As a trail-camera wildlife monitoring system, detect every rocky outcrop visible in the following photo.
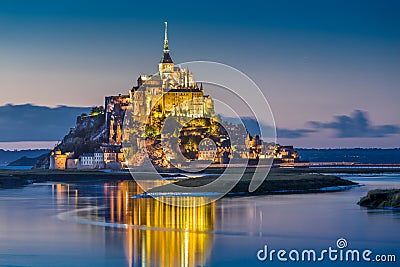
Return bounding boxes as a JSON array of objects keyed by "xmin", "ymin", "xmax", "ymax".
[
  {"xmin": 33, "ymin": 108, "xmax": 106, "ymax": 168},
  {"xmin": 358, "ymin": 189, "xmax": 400, "ymax": 209},
  {"xmin": 58, "ymin": 109, "xmax": 106, "ymax": 157}
]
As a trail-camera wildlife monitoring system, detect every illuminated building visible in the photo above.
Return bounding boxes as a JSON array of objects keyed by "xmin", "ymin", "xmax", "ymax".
[
  {"xmin": 77, "ymin": 146, "xmax": 124, "ymax": 169},
  {"xmin": 198, "ymin": 148, "xmax": 217, "ymax": 161},
  {"xmin": 79, "ymin": 153, "xmax": 94, "ymax": 166},
  {"xmin": 105, "ymin": 94, "xmax": 130, "ymax": 145},
  {"xmin": 49, "ymin": 148, "xmax": 71, "ymax": 170},
  {"xmin": 130, "ymin": 23, "xmax": 214, "ymax": 122},
  {"xmin": 105, "ymin": 22, "xmax": 215, "ymax": 146},
  {"xmin": 245, "ymin": 133, "xmax": 263, "ymax": 159},
  {"xmin": 273, "ymin": 145, "xmax": 300, "ymax": 164}
]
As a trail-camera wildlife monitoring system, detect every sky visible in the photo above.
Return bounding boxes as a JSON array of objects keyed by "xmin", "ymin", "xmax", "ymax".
[{"xmin": 0, "ymin": 0, "xmax": 399, "ymax": 149}]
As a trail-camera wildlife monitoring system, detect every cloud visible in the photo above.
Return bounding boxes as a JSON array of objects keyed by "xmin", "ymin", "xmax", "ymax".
[
  {"xmin": 277, "ymin": 128, "xmax": 316, "ymax": 138},
  {"xmin": 221, "ymin": 116, "xmax": 276, "ymax": 137},
  {"xmin": 222, "ymin": 116, "xmax": 316, "ymax": 139},
  {"xmin": 308, "ymin": 110, "xmax": 400, "ymax": 138},
  {"xmin": 0, "ymin": 104, "xmax": 90, "ymax": 142}
]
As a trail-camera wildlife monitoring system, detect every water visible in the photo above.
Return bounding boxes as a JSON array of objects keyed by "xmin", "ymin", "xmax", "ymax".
[
  {"xmin": 0, "ymin": 173, "xmax": 399, "ymax": 267},
  {"xmin": 0, "ymin": 165, "xmax": 33, "ymax": 170}
]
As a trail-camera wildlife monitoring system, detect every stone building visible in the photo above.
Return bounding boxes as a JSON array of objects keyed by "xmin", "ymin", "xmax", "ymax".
[
  {"xmin": 66, "ymin": 159, "xmax": 79, "ymax": 169},
  {"xmin": 77, "ymin": 146, "xmax": 124, "ymax": 169},
  {"xmin": 245, "ymin": 133, "xmax": 263, "ymax": 159},
  {"xmin": 49, "ymin": 148, "xmax": 71, "ymax": 170},
  {"xmin": 105, "ymin": 22, "xmax": 215, "ymax": 145},
  {"xmin": 94, "ymin": 148, "xmax": 105, "ymax": 168},
  {"xmin": 79, "ymin": 153, "xmax": 94, "ymax": 167},
  {"xmin": 273, "ymin": 145, "xmax": 300, "ymax": 164}
]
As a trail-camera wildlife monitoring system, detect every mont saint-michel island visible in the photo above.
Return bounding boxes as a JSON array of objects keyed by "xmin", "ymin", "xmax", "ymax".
[
  {"xmin": 47, "ymin": 22, "xmax": 299, "ymax": 171},
  {"xmin": 1, "ymin": 2, "xmax": 400, "ymax": 266},
  {"xmin": 0, "ymin": 23, "xmax": 359, "ymax": 195}
]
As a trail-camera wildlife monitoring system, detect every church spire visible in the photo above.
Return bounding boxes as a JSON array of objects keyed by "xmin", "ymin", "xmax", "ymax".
[
  {"xmin": 160, "ymin": 21, "xmax": 173, "ymax": 64},
  {"xmin": 164, "ymin": 21, "xmax": 169, "ymax": 52}
]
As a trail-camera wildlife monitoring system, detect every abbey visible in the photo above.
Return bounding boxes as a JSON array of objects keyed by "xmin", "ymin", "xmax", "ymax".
[
  {"xmin": 48, "ymin": 23, "xmax": 300, "ymax": 170},
  {"xmin": 106, "ymin": 22, "xmax": 215, "ymax": 145}
]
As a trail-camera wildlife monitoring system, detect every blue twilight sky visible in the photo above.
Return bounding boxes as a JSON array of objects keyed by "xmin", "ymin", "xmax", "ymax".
[{"xmin": 0, "ymin": 0, "xmax": 399, "ymax": 149}]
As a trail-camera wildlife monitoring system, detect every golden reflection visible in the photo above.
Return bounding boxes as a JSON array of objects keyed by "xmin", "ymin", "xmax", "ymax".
[
  {"xmin": 53, "ymin": 181, "xmax": 215, "ymax": 267},
  {"xmin": 104, "ymin": 181, "xmax": 215, "ymax": 267},
  {"xmin": 56, "ymin": 184, "xmax": 66, "ymax": 205}
]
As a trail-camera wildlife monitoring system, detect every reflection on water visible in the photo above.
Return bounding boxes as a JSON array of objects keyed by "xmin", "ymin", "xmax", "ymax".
[
  {"xmin": 54, "ymin": 181, "xmax": 215, "ymax": 267},
  {"xmin": 1, "ymin": 174, "xmax": 399, "ymax": 267}
]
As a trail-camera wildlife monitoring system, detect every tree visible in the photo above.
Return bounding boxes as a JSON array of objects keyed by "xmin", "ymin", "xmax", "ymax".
[
  {"xmin": 90, "ymin": 106, "xmax": 105, "ymax": 116},
  {"xmin": 145, "ymin": 125, "xmax": 156, "ymax": 137}
]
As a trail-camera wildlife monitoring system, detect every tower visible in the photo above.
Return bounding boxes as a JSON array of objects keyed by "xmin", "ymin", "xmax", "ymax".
[{"xmin": 159, "ymin": 22, "xmax": 174, "ymax": 75}]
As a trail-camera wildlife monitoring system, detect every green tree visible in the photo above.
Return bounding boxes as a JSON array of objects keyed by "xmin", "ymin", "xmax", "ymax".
[{"xmin": 90, "ymin": 106, "xmax": 105, "ymax": 116}]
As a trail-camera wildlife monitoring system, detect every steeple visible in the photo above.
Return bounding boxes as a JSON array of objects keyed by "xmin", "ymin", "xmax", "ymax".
[
  {"xmin": 164, "ymin": 21, "xmax": 169, "ymax": 52},
  {"xmin": 161, "ymin": 21, "xmax": 173, "ymax": 64}
]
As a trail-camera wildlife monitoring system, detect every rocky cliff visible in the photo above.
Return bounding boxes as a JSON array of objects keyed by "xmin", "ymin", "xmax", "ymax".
[{"xmin": 58, "ymin": 108, "xmax": 107, "ymax": 157}]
